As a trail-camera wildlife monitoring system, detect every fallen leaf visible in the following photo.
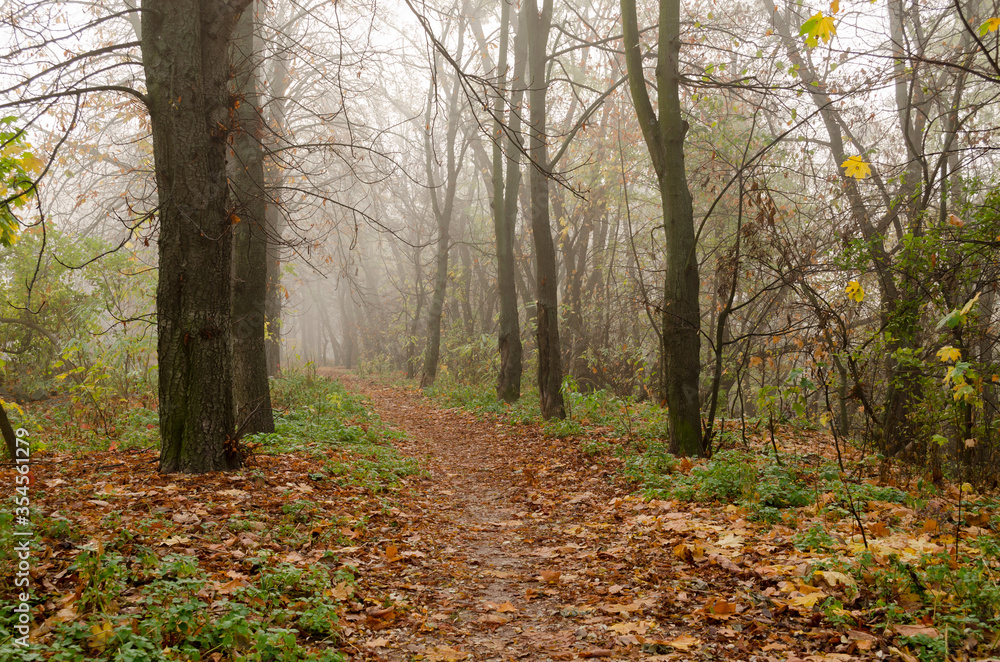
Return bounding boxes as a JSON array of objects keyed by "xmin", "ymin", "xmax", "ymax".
[
  {"xmin": 893, "ymin": 624, "xmax": 940, "ymax": 638},
  {"xmin": 790, "ymin": 591, "xmax": 826, "ymax": 609},
  {"xmin": 667, "ymin": 634, "xmax": 701, "ymax": 650},
  {"xmin": 425, "ymin": 645, "xmax": 471, "ymax": 661},
  {"xmin": 812, "ymin": 570, "xmax": 857, "ymax": 591},
  {"xmin": 87, "ymin": 620, "xmax": 113, "ymax": 652},
  {"xmin": 538, "ymin": 569, "xmax": 561, "ymax": 584},
  {"xmin": 160, "ymin": 535, "xmax": 191, "ymax": 546}
]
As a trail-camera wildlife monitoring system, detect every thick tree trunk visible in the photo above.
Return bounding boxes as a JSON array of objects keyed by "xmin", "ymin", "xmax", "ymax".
[
  {"xmin": 230, "ymin": 2, "xmax": 274, "ymax": 436},
  {"xmin": 143, "ymin": 0, "xmax": 249, "ymax": 473},
  {"xmin": 621, "ymin": 0, "xmax": 701, "ymax": 454},
  {"xmin": 527, "ymin": 0, "xmax": 565, "ymax": 420}
]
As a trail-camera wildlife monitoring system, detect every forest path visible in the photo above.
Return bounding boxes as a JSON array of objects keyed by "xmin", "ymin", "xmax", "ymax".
[
  {"xmin": 328, "ymin": 372, "xmax": 857, "ymax": 662},
  {"xmin": 333, "ymin": 370, "xmax": 640, "ymax": 661}
]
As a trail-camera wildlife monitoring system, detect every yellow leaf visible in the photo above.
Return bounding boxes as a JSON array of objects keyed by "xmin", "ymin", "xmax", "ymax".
[
  {"xmin": 790, "ymin": 591, "xmax": 826, "ymax": 609},
  {"xmin": 845, "ymin": 280, "xmax": 865, "ymax": 302},
  {"xmin": 21, "ymin": 153, "xmax": 44, "ymax": 174},
  {"xmin": 842, "ymin": 155, "xmax": 872, "ymax": 179},
  {"xmin": 830, "ymin": 0, "xmax": 840, "ymax": 13},
  {"xmin": 981, "ymin": 17, "xmax": 1000, "ymax": 34},
  {"xmin": 0, "ymin": 397, "xmax": 25, "ymax": 417},
  {"xmin": 667, "ymin": 634, "xmax": 702, "ymax": 650},
  {"xmin": 801, "ymin": 11, "xmax": 837, "ymax": 45},
  {"xmin": 960, "ymin": 292, "xmax": 981, "ymax": 315},
  {"xmin": 88, "ymin": 621, "xmax": 113, "ymax": 652},
  {"xmin": 936, "ymin": 346, "xmax": 961, "ymax": 363}
]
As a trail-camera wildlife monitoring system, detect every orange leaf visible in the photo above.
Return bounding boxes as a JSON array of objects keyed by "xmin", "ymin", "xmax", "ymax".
[{"xmin": 538, "ymin": 570, "xmax": 561, "ymax": 584}]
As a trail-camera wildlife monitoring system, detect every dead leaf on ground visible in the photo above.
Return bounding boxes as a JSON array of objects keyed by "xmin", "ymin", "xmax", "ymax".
[
  {"xmin": 424, "ymin": 645, "xmax": 471, "ymax": 661},
  {"xmin": 538, "ymin": 569, "xmax": 561, "ymax": 583},
  {"xmin": 894, "ymin": 624, "xmax": 940, "ymax": 638},
  {"xmin": 667, "ymin": 634, "xmax": 701, "ymax": 650},
  {"xmin": 364, "ymin": 636, "xmax": 390, "ymax": 648}
]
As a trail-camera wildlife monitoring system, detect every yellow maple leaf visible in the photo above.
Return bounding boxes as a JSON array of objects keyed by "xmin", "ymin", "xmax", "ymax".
[
  {"xmin": 937, "ymin": 346, "xmax": 961, "ymax": 363},
  {"xmin": 979, "ymin": 17, "xmax": 1000, "ymax": 36},
  {"xmin": 845, "ymin": 280, "xmax": 865, "ymax": 302},
  {"xmin": 842, "ymin": 155, "xmax": 872, "ymax": 179},
  {"xmin": 800, "ymin": 11, "xmax": 837, "ymax": 46}
]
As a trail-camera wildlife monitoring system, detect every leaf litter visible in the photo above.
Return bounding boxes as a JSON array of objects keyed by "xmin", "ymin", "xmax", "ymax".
[{"xmin": 3, "ymin": 371, "xmax": 998, "ymax": 661}]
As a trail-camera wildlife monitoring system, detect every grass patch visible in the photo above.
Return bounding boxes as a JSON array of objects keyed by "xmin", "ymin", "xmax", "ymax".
[
  {"xmin": 0, "ymin": 544, "xmax": 352, "ymax": 661},
  {"xmin": 0, "ymin": 370, "xmax": 415, "ymax": 660},
  {"xmin": 247, "ymin": 373, "xmax": 421, "ymax": 492},
  {"xmin": 628, "ymin": 441, "xmax": 1000, "ymax": 658}
]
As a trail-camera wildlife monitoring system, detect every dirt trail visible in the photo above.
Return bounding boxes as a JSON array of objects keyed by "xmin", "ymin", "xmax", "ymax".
[
  {"xmin": 332, "ymin": 372, "xmax": 865, "ymax": 662},
  {"xmin": 335, "ymin": 372, "xmax": 645, "ymax": 661}
]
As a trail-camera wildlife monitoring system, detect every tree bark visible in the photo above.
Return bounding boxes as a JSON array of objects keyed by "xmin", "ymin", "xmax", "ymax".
[
  {"xmin": 492, "ymin": 0, "xmax": 526, "ymax": 403},
  {"xmin": 527, "ymin": 0, "xmax": 565, "ymax": 419},
  {"xmin": 264, "ymin": 46, "xmax": 292, "ymax": 377},
  {"xmin": 0, "ymin": 400, "xmax": 17, "ymax": 460},
  {"xmin": 230, "ymin": 1, "xmax": 275, "ymax": 436},
  {"xmin": 143, "ymin": 0, "xmax": 249, "ymax": 473},
  {"xmin": 621, "ymin": 0, "xmax": 702, "ymax": 454},
  {"xmin": 421, "ymin": 25, "xmax": 466, "ymax": 388}
]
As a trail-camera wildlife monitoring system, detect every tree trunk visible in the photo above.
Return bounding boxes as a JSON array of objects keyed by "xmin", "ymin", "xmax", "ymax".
[
  {"xmin": 230, "ymin": 1, "xmax": 274, "ymax": 436},
  {"xmin": 264, "ymin": 203, "xmax": 283, "ymax": 376},
  {"xmin": 527, "ymin": 0, "xmax": 565, "ymax": 419},
  {"xmin": 420, "ymin": 26, "xmax": 466, "ymax": 388},
  {"xmin": 143, "ymin": 0, "xmax": 249, "ymax": 473},
  {"xmin": 0, "ymin": 400, "xmax": 17, "ymax": 460},
  {"xmin": 493, "ymin": 0, "xmax": 526, "ymax": 403},
  {"xmin": 621, "ymin": 0, "xmax": 702, "ymax": 454},
  {"xmin": 264, "ymin": 47, "xmax": 291, "ymax": 377}
]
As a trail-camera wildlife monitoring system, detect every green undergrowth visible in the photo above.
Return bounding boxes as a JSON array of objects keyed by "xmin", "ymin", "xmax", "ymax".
[
  {"xmin": 0, "ymin": 372, "xmax": 418, "ymax": 659},
  {"xmin": 251, "ymin": 373, "xmax": 422, "ymax": 492},
  {"xmin": 628, "ymin": 447, "xmax": 912, "ymax": 523},
  {"xmin": 629, "ymin": 446, "xmax": 1000, "ymax": 659},
  {"xmin": 422, "ymin": 374, "xmax": 670, "ymax": 443},
  {"xmin": 0, "ymin": 540, "xmax": 352, "ymax": 661}
]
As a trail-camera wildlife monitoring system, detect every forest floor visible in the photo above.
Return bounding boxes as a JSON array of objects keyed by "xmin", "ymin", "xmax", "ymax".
[
  {"xmin": 329, "ymin": 371, "xmax": 918, "ymax": 662},
  {"xmin": 4, "ymin": 370, "xmax": 996, "ymax": 662}
]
